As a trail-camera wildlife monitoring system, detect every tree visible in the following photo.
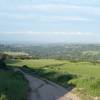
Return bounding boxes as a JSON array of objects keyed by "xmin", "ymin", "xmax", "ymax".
[{"xmin": 0, "ymin": 54, "xmax": 7, "ymax": 69}]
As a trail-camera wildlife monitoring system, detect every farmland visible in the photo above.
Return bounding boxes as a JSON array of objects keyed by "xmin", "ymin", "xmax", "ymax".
[{"xmin": 1, "ymin": 44, "xmax": 100, "ymax": 61}]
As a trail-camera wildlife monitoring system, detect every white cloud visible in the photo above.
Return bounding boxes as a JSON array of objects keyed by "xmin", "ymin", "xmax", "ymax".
[
  {"xmin": 0, "ymin": 4, "xmax": 99, "ymax": 22},
  {"xmin": 0, "ymin": 12, "xmax": 90, "ymax": 22},
  {"xmin": 0, "ymin": 12, "xmax": 34, "ymax": 20},
  {"xmin": 18, "ymin": 4, "xmax": 79, "ymax": 11},
  {"xmin": 18, "ymin": 4, "xmax": 100, "ymax": 15},
  {"xmin": 0, "ymin": 31, "xmax": 94, "ymax": 36},
  {"xmin": 45, "ymin": 16, "xmax": 91, "ymax": 22}
]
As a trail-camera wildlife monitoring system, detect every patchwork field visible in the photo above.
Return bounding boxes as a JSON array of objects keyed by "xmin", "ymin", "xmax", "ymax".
[{"xmin": 7, "ymin": 59, "xmax": 100, "ymax": 99}]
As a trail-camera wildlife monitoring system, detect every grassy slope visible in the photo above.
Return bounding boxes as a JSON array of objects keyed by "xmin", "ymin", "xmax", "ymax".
[
  {"xmin": 0, "ymin": 70, "xmax": 28, "ymax": 100},
  {"xmin": 7, "ymin": 59, "xmax": 100, "ymax": 97}
]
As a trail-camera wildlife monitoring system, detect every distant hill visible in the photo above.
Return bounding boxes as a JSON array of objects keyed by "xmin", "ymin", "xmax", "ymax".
[{"xmin": 0, "ymin": 43, "xmax": 100, "ymax": 61}]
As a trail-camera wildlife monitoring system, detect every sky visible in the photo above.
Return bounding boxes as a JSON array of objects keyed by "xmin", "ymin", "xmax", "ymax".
[{"xmin": 0, "ymin": 0, "xmax": 100, "ymax": 43}]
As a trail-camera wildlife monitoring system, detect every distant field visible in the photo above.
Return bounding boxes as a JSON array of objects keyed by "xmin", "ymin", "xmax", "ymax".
[
  {"xmin": 7, "ymin": 59, "xmax": 66, "ymax": 67},
  {"xmin": 0, "ymin": 70, "xmax": 28, "ymax": 100},
  {"xmin": 4, "ymin": 51, "xmax": 29, "ymax": 56},
  {"xmin": 82, "ymin": 51, "xmax": 100, "ymax": 55},
  {"xmin": 7, "ymin": 59, "xmax": 100, "ymax": 98}
]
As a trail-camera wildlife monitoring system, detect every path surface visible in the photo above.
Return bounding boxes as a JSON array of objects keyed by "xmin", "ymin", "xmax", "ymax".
[{"xmin": 14, "ymin": 68, "xmax": 80, "ymax": 100}]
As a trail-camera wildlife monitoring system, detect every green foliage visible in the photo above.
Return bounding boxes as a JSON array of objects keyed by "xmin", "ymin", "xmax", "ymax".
[
  {"xmin": 0, "ymin": 70, "xmax": 28, "ymax": 100},
  {"xmin": 1, "ymin": 44, "xmax": 100, "ymax": 61},
  {"xmin": 0, "ymin": 94, "xmax": 8, "ymax": 100},
  {"xmin": 8, "ymin": 59, "xmax": 100, "ymax": 97},
  {"xmin": 0, "ymin": 54, "xmax": 8, "ymax": 70}
]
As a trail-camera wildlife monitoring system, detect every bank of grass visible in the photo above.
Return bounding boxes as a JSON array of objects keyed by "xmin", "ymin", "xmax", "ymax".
[
  {"xmin": 7, "ymin": 59, "xmax": 66, "ymax": 68},
  {"xmin": 0, "ymin": 69, "xmax": 28, "ymax": 100},
  {"xmin": 8, "ymin": 59, "xmax": 100, "ymax": 98}
]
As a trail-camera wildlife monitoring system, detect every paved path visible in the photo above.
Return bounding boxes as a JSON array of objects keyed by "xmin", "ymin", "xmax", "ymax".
[{"xmin": 14, "ymin": 68, "xmax": 80, "ymax": 100}]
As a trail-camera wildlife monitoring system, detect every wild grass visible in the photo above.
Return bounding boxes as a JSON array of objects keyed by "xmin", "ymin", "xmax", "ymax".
[
  {"xmin": 8, "ymin": 59, "xmax": 100, "ymax": 97},
  {"xmin": 0, "ymin": 70, "xmax": 28, "ymax": 100}
]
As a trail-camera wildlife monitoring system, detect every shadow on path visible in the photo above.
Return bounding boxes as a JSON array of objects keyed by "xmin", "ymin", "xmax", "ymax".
[{"xmin": 17, "ymin": 66, "xmax": 80, "ymax": 100}]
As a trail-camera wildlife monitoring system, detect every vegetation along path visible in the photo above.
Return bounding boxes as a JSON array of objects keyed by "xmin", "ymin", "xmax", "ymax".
[{"xmin": 14, "ymin": 68, "xmax": 80, "ymax": 100}]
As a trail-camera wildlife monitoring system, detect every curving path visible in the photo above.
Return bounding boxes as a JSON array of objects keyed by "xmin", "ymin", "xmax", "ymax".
[{"xmin": 14, "ymin": 68, "xmax": 80, "ymax": 100}]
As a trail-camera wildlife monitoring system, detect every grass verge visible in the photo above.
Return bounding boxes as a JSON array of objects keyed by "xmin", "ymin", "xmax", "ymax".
[{"xmin": 0, "ymin": 69, "xmax": 28, "ymax": 100}]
